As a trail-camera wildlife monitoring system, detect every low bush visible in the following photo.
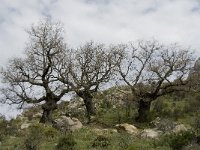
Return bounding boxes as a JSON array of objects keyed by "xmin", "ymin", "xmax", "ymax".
[
  {"xmin": 92, "ymin": 135, "xmax": 111, "ymax": 148},
  {"xmin": 0, "ymin": 116, "xmax": 18, "ymax": 141},
  {"xmin": 43, "ymin": 126, "xmax": 59, "ymax": 140},
  {"xmin": 152, "ymin": 99, "xmax": 174, "ymax": 118},
  {"xmin": 56, "ymin": 133, "xmax": 76, "ymax": 150},
  {"xmin": 192, "ymin": 116, "xmax": 200, "ymax": 134},
  {"xmin": 163, "ymin": 130, "xmax": 196, "ymax": 150},
  {"xmin": 117, "ymin": 133, "xmax": 132, "ymax": 149},
  {"xmin": 0, "ymin": 118, "xmax": 8, "ymax": 141},
  {"xmin": 23, "ymin": 125, "xmax": 44, "ymax": 150}
]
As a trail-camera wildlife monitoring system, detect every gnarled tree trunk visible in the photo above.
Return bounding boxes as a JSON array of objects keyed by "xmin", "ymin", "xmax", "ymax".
[
  {"xmin": 83, "ymin": 96, "xmax": 96, "ymax": 119},
  {"xmin": 40, "ymin": 100, "xmax": 58, "ymax": 123},
  {"xmin": 135, "ymin": 99, "xmax": 151, "ymax": 122},
  {"xmin": 77, "ymin": 91, "xmax": 96, "ymax": 122}
]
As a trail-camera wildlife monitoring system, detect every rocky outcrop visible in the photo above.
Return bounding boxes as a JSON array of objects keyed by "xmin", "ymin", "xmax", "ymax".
[
  {"xmin": 53, "ymin": 116, "xmax": 83, "ymax": 132},
  {"xmin": 150, "ymin": 118, "xmax": 177, "ymax": 132},
  {"xmin": 172, "ymin": 124, "xmax": 189, "ymax": 133},
  {"xmin": 115, "ymin": 123, "xmax": 138, "ymax": 134},
  {"xmin": 33, "ymin": 112, "xmax": 42, "ymax": 118},
  {"xmin": 141, "ymin": 128, "xmax": 162, "ymax": 139},
  {"xmin": 64, "ymin": 98, "xmax": 86, "ymax": 118},
  {"xmin": 151, "ymin": 118, "xmax": 190, "ymax": 134},
  {"xmin": 21, "ymin": 122, "xmax": 31, "ymax": 129}
]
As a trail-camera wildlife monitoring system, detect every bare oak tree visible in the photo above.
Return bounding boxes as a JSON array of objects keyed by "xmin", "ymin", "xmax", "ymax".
[
  {"xmin": 117, "ymin": 40, "xmax": 194, "ymax": 122},
  {"xmin": 59, "ymin": 42, "xmax": 121, "ymax": 121},
  {"xmin": 0, "ymin": 20, "xmax": 70, "ymax": 123}
]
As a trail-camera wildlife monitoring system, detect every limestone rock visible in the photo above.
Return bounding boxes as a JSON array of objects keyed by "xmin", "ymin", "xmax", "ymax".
[
  {"xmin": 141, "ymin": 129, "xmax": 162, "ymax": 139},
  {"xmin": 173, "ymin": 124, "xmax": 188, "ymax": 133},
  {"xmin": 21, "ymin": 123, "xmax": 31, "ymax": 129},
  {"xmin": 53, "ymin": 116, "xmax": 83, "ymax": 131},
  {"xmin": 70, "ymin": 117, "xmax": 83, "ymax": 131},
  {"xmin": 33, "ymin": 112, "xmax": 42, "ymax": 118},
  {"xmin": 115, "ymin": 123, "xmax": 138, "ymax": 134}
]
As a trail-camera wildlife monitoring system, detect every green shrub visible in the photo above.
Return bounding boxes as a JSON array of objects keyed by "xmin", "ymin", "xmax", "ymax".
[
  {"xmin": 92, "ymin": 135, "xmax": 111, "ymax": 148},
  {"xmin": 183, "ymin": 143, "xmax": 200, "ymax": 150},
  {"xmin": 0, "ymin": 119, "xmax": 8, "ymax": 141},
  {"xmin": 183, "ymin": 96, "xmax": 200, "ymax": 114},
  {"xmin": 152, "ymin": 100, "xmax": 173, "ymax": 118},
  {"xmin": 23, "ymin": 125, "xmax": 44, "ymax": 150},
  {"xmin": 0, "ymin": 123, "xmax": 6, "ymax": 142},
  {"xmin": 56, "ymin": 133, "xmax": 76, "ymax": 150},
  {"xmin": 164, "ymin": 130, "xmax": 195, "ymax": 150},
  {"xmin": 43, "ymin": 126, "xmax": 59, "ymax": 140},
  {"xmin": 100, "ymin": 98, "xmax": 113, "ymax": 109},
  {"xmin": 153, "ymin": 100, "xmax": 165, "ymax": 114},
  {"xmin": 125, "ymin": 138, "xmax": 159, "ymax": 150},
  {"xmin": 192, "ymin": 116, "xmax": 200, "ymax": 134},
  {"xmin": 173, "ymin": 108, "xmax": 183, "ymax": 120},
  {"xmin": 24, "ymin": 123, "xmax": 58, "ymax": 141},
  {"xmin": 0, "ymin": 116, "xmax": 18, "ymax": 141},
  {"xmin": 117, "ymin": 133, "xmax": 132, "ymax": 149}
]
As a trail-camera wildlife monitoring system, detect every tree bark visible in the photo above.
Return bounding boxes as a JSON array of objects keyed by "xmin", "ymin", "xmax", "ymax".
[
  {"xmin": 135, "ymin": 99, "xmax": 151, "ymax": 122},
  {"xmin": 83, "ymin": 97, "xmax": 96, "ymax": 120},
  {"xmin": 40, "ymin": 100, "xmax": 58, "ymax": 124},
  {"xmin": 77, "ymin": 91, "xmax": 96, "ymax": 122}
]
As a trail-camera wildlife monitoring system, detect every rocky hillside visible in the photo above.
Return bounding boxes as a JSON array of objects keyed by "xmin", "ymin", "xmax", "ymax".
[{"xmin": 0, "ymin": 86, "xmax": 200, "ymax": 150}]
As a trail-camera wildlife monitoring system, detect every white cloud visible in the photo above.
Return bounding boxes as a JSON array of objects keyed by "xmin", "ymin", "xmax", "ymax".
[
  {"xmin": 46, "ymin": 0, "xmax": 200, "ymax": 49},
  {"xmin": 0, "ymin": 0, "xmax": 200, "ymax": 117}
]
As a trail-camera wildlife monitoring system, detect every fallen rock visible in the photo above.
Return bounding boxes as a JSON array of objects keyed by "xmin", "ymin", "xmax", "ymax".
[
  {"xmin": 70, "ymin": 117, "xmax": 83, "ymax": 131},
  {"xmin": 110, "ymin": 129, "xmax": 118, "ymax": 133},
  {"xmin": 173, "ymin": 124, "xmax": 188, "ymax": 133},
  {"xmin": 21, "ymin": 123, "xmax": 31, "ymax": 129},
  {"xmin": 53, "ymin": 116, "xmax": 83, "ymax": 132},
  {"xmin": 33, "ymin": 112, "xmax": 42, "ymax": 118},
  {"xmin": 115, "ymin": 123, "xmax": 138, "ymax": 134},
  {"xmin": 141, "ymin": 128, "xmax": 162, "ymax": 139}
]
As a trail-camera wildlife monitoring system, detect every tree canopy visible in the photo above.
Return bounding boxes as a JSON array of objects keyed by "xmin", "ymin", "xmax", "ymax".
[
  {"xmin": 0, "ymin": 20, "xmax": 71, "ymax": 123},
  {"xmin": 58, "ymin": 42, "xmax": 122, "ymax": 121},
  {"xmin": 0, "ymin": 21, "xmax": 196, "ymax": 123},
  {"xmin": 117, "ymin": 40, "xmax": 195, "ymax": 122}
]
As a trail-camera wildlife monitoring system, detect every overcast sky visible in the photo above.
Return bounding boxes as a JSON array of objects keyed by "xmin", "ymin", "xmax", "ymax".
[{"xmin": 1, "ymin": 0, "xmax": 200, "ymax": 118}]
